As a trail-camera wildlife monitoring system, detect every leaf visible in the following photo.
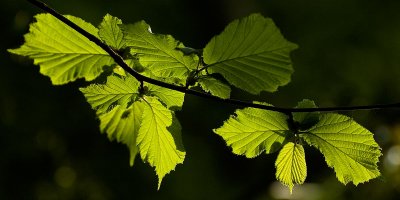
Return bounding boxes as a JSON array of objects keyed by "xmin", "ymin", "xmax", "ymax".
[
  {"xmin": 300, "ymin": 113, "xmax": 381, "ymax": 185},
  {"xmin": 82, "ymin": 77, "xmax": 186, "ymax": 185},
  {"xmin": 214, "ymin": 105, "xmax": 290, "ymax": 158},
  {"xmin": 203, "ymin": 13, "xmax": 297, "ymax": 94},
  {"xmin": 82, "ymin": 78, "xmax": 185, "ymax": 185},
  {"xmin": 293, "ymin": 99, "xmax": 320, "ymax": 130},
  {"xmin": 198, "ymin": 76, "xmax": 231, "ymax": 99},
  {"xmin": 8, "ymin": 13, "xmax": 114, "ymax": 85},
  {"xmin": 275, "ymin": 142, "xmax": 307, "ymax": 193},
  {"xmin": 81, "ymin": 74, "xmax": 143, "ymax": 166},
  {"xmin": 146, "ymin": 83, "xmax": 185, "ymax": 110},
  {"xmin": 137, "ymin": 96, "xmax": 185, "ymax": 188},
  {"xmin": 99, "ymin": 103, "xmax": 144, "ymax": 166},
  {"xmin": 98, "ymin": 14, "xmax": 126, "ymax": 49},
  {"xmin": 121, "ymin": 21, "xmax": 198, "ymax": 80},
  {"xmin": 79, "ymin": 75, "xmax": 140, "ymax": 115}
]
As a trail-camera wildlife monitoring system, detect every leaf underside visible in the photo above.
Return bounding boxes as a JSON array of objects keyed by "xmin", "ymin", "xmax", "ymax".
[
  {"xmin": 9, "ymin": 11, "xmax": 383, "ymax": 191},
  {"xmin": 294, "ymin": 99, "xmax": 320, "ymax": 130},
  {"xmin": 99, "ymin": 103, "xmax": 144, "ymax": 166},
  {"xmin": 80, "ymin": 74, "xmax": 186, "ymax": 188},
  {"xmin": 215, "ymin": 100, "xmax": 382, "ymax": 189},
  {"xmin": 99, "ymin": 14, "xmax": 126, "ymax": 49},
  {"xmin": 203, "ymin": 13, "xmax": 297, "ymax": 94},
  {"xmin": 214, "ymin": 105, "xmax": 289, "ymax": 158},
  {"xmin": 198, "ymin": 76, "xmax": 231, "ymax": 99},
  {"xmin": 146, "ymin": 83, "xmax": 185, "ymax": 110},
  {"xmin": 301, "ymin": 113, "xmax": 381, "ymax": 185},
  {"xmin": 121, "ymin": 21, "xmax": 198, "ymax": 81},
  {"xmin": 80, "ymin": 75, "xmax": 140, "ymax": 115},
  {"xmin": 9, "ymin": 13, "xmax": 114, "ymax": 85},
  {"xmin": 137, "ymin": 96, "xmax": 185, "ymax": 188},
  {"xmin": 275, "ymin": 142, "xmax": 307, "ymax": 193}
]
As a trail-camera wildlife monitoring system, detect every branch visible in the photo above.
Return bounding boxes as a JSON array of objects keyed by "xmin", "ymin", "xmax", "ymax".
[{"xmin": 26, "ymin": 0, "xmax": 400, "ymax": 114}]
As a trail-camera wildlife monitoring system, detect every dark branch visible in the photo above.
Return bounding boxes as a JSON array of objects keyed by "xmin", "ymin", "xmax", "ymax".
[{"xmin": 27, "ymin": 0, "xmax": 400, "ymax": 113}]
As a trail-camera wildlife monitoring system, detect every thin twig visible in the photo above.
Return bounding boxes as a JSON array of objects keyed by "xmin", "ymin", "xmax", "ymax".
[{"xmin": 26, "ymin": 0, "xmax": 400, "ymax": 113}]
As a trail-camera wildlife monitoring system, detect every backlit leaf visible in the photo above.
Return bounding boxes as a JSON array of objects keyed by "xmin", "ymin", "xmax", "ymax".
[
  {"xmin": 198, "ymin": 76, "xmax": 231, "ymax": 99},
  {"xmin": 122, "ymin": 21, "xmax": 198, "ymax": 80},
  {"xmin": 275, "ymin": 142, "xmax": 307, "ymax": 193},
  {"xmin": 146, "ymin": 83, "xmax": 185, "ymax": 110},
  {"xmin": 300, "ymin": 113, "xmax": 381, "ymax": 185},
  {"xmin": 9, "ymin": 13, "xmax": 114, "ymax": 84},
  {"xmin": 293, "ymin": 99, "xmax": 320, "ymax": 130},
  {"xmin": 79, "ymin": 75, "xmax": 140, "ymax": 114},
  {"xmin": 99, "ymin": 103, "xmax": 144, "ymax": 166},
  {"xmin": 98, "ymin": 14, "xmax": 126, "ymax": 49},
  {"xmin": 203, "ymin": 13, "xmax": 297, "ymax": 94},
  {"xmin": 214, "ymin": 105, "xmax": 289, "ymax": 158},
  {"xmin": 137, "ymin": 96, "xmax": 185, "ymax": 188}
]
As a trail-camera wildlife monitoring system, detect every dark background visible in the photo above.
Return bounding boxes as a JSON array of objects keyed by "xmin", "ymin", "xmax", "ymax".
[{"xmin": 2, "ymin": 0, "xmax": 400, "ymax": 199}]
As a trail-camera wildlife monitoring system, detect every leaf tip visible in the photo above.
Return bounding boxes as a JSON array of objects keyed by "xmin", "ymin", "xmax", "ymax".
[
  {"xmin": 129, "ymin": 153, "xmax": 136, "ymax": 167},
  {"xmin": 7, "ymin": 48, "xmax": 17, "ymax": 54},
  {"xmin": 157, "ymin": 180, "xmax": 162, "ymax": 190},
  {"xmin": 289, "ymin": 185, "xmax": 294, "ymax": 194},
  {"xmin": 157, "ymin": 174, "xmax": 165, "ymax": 190}
]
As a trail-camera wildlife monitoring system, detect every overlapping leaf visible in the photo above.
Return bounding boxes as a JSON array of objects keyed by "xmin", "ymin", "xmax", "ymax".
[
  {"xmin": 203, "ymin": 13, "xmax": 297, "ymax": 94},
  {"xmin": 121, "ymin": 21, "xmax": 198, "ymax": 81},
  {"xmin": 300, "ymin": 113, "xmax": 381, "ymax": 185},
  {"xmin": 80, "ymin": 75, "xmax": 141, "ymax": 165},
  {"xmin": 214, "ymin": 105, "xmax": 289, "ymax": 158},
  {"xmin": 10, "ymin": 10, "xmax": 383, "ymax": 191},
  {"xmin": 146, "ymin": 83, "xmax": 185, "ymax": 110},
  {"xmin": 9, "ymin": 13, "xmax": 114, "ymax": 85},
  {"xmin": 99, "ymin": 103, "xmax": 144, "ymax": 165},
  {"xmin": 99, "ymin": 14, "xmax": 126, "ymax": 49},
  {"xmin": 137, "ymin": 96, "xmax": 185, "ymax": 188},
  {"xmin": 79, "ymin": 75, "xmax": 140, "ymax": 114},
  {"xmin": 293, "ymin": 99, "xmax": 320, "ymax": 130},
  {"xmin": 80, "ymin": 74, "xmax": 185, "ymax": 187},
  {"xmin": 216, "ymin": 99, "xmax": 381, "ymax": 189},
  {"xmin": 275, "ymin": 142, "xmax": 307, "ymax": 193},
  {"xmin": 198, "ymin": 76, "xmax": 231, "ymax": 99}
]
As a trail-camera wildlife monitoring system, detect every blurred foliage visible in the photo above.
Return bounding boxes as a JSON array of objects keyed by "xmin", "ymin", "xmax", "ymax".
[{"xmin": 2, "ymin": 0, "xmax": 400, "ymax": 199}]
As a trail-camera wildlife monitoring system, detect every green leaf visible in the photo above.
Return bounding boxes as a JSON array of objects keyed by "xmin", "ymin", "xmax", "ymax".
[
  {"xmin": 203, "ymin": 13, "xmax": 297, "ymax": 94},
  {"xmin": 83, "ymin": 78, "xmax": 185, "ymax": 186},
  {"xmin": 146, "ymin": 83, "xmax": 185, "ymax": 110},
  {"xmin": 98, "ymin": 14, "xmax": 126, "ymax": 49},
  {"xmin": 300, "ymin": 113, "xmax": 381, "ymax": 185},
  {"xmin": 82, "ymin": 77, "xmax": 186, "ymax": 186},
  {"xmin": 214, "ymin": 105, "xmax": 289, "ymax": 158},
  {"xmin": 8, "ymin": 13, "xmax": 114, "ymax": 85},
  {"xmin": 81, "ymin": 74, "xmax": 143, "ymax": 166},
  {"xmin": 275, "ymin": 142, "xmax": 307, "ymax": 193},
  {"xmin": 121, "ymin": 21, "xmax": 198, "ymax": 80},
  {"xmin": 137, "ymin": 96, "xmax": 185, "ymax": 188},
  {"xmin": 79, "ymin": 75, "xmax": 140, "ymax": 115},
  {"xmin": 99, "ymin": 103, "xmax": 144, "ymax": 166},
  {"xmin": 113, "ymin": 65, "xmax": 127, "ymax": 77},
  {"xmin": 113, "ymin": 59, "xmax": 147, "ymax": 77},
  {"xmin": 294, "ymin": 99, "xmax": 320, "ymax": 130},
  {"xmin": 198, "ymin": 76, "xmax": 231, "ymax": 99}
]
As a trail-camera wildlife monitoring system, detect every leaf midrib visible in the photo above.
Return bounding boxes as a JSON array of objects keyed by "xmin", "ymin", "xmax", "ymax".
[
  {"xmin": 206, "ymin": 46, "xmax": 292, "ymax": 68},
  {"xmin": 26, "ymin": 50, "xmax": 109, "ymax": 56},
  {"xmin": 303, "ymin": 132, "xmax": 374, "ymax": 169}
]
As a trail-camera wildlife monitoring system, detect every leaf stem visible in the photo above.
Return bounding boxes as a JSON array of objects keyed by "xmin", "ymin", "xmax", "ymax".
[
  {"xmin": 139, "ymin": 80, "xmax": 145, "ymax": 94},
  {"xmin": 286, "ymin": 112, "xmax": 298, "ymax": 134},
  {"xmin": 26, "ymin": 0, "xmax": 400, "ymax": 114}
]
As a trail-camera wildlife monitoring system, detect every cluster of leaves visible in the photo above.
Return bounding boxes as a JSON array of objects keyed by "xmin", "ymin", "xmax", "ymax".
[
  {"xmin": 9, "ymin": 11, "xmax": 381, "ymax": 191},
  {"xmin": 215, "ymin": 99, "xmax": 381, "ymax": 192}
]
